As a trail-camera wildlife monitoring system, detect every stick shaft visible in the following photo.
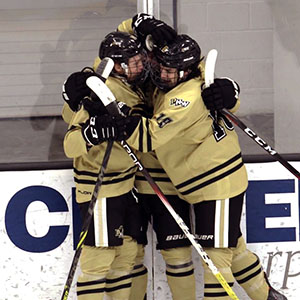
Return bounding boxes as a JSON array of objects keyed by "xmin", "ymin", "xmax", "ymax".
[
  {"xmin": 61, "ymin": 58, "xmax": 114, "ymax": 300},
  {"xmin": 222, "ymin": 108, "xmax": 300, "ymax": 179}
]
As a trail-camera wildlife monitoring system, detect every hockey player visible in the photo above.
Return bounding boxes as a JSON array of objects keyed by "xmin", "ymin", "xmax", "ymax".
[
  {"xmin": 63, "ymin": 31, "xmax": 149, "ymax": 300},
  {"xmin": 95, "ymin": 34, "xmax": 288, "ymax": 300},
  {"xmin": 118, "ymin": 14, "xmax": 197, "ymax": 300}
]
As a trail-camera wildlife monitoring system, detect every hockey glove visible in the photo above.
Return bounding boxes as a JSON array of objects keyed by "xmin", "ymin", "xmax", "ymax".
[
  {"xmin": 132, "ymin": 13, "xmax": 177, "ymax": 48},
  {"xmin": 62, "ymin": 67, "xmax": 95, "ymax": 112},
  {"xmin": 201, "ymin": 78, "xmax": 240, "ymax": 111},
  {"xmin": 82, "ymin": 97, "xmax": 107, "ymax": 116},
  {"xmin": 82, "ymin": 115, "xmax": 140, "ymax": 146},
  {"xmin": 117, "ymin": 101, "xmax": 131, "ymax": 116},
  {"xmin": 83, "ymin": 99, "xmax": 130, "ymax": 117}
]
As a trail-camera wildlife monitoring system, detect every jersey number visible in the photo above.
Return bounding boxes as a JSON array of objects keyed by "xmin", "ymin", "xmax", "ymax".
[
  {"xmin": 156, "ymin": 113, "xmax": 173, "ymax": 128},
  {"xmin": 210, "ymin": 112, "xmax": 234, "ymax": 142}
]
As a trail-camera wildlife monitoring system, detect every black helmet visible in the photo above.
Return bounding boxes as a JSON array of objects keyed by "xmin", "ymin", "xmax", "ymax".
[
  {"xmin": 99, "ymin": 31, "xmax": 143, "ymax": 62},
  {"xmin": 151, "ymin": 34, "xmax": 201, "ymax": 91},
  {"xmin": 99, "ymin": 31, "xmax": 149, "ymax": 85}
]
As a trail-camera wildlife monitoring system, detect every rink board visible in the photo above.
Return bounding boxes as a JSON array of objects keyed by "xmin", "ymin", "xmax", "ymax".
[{"xmin": 1, "ymin": 162, "xmax": 299, "ymax": 299}]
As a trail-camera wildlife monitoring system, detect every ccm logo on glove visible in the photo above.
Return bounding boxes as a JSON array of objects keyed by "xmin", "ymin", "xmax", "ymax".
[{"xmin": 82, "ymin": 115, "xmax": 140, "ymax": 146}]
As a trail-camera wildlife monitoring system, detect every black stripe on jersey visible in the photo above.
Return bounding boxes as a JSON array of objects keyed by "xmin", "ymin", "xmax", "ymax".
[
  {"xmin": 176, "ymin": 153, "xmax": 242, "ymax": 190},
  {"xmin": 74, "ymin": 165, "xmax": 136, "ymax": 178},
  {"xmin": 132, "ymin": 268, "xmax": 148, "ymax": 278},
  {"xmin": 74, "ymin": 172, "xmax": 135, "ymax": 185},
  {"xmin": 232, "ymin": 258, "xmax": 260, "ymax": 277},
  {"xmin": 137, "ymin": 118, "xmax": 152, "ymax": 152},
  {"xmin": 105, "ymin": 273, "xmax": 132, "ymax": 284},
  {"xmin": 166, "ymin": 260, "xmax": 194, "ymax": 269},
  {"xmin": 133, "ymin": 264, "xmax": 144, "ymax": 270},
  {"xmin": 105, "ymin": 283, "xmax": 132, "ymax": 292},
  {"xmin": 145, "ymin": 118, "xmax": 152, "ymax": 152},
  {"xmin": 204, "ymin": 282, "xmax": 234, "ymax": 298},
  {"xmin": 166, "ymin": 269, "xmax": 194, "ymax": 277},
  {"xmin": 77, "ymin": 288, "xmax": 105, "ymax": 295},
  {"xmin": 204, "ymin": 291, "xmax": 232, "ymax": 297},
  {"xmin": 77, "ymin": 278, "xmax": 106, "ymax": 286},
  {"xmin": 236, "ymin": 268, "xmax": 262, "ymax": 285},
  {"xmin": 180, "ymin": 162, "xmax": 244, "ymax": 195},
  {"xmin": 204, "ymin": 282, "xmax": 234, "ymax": 289},
  {"xmin": 138, "ymin": 119, "xmax": 144, "ymax": 152}
]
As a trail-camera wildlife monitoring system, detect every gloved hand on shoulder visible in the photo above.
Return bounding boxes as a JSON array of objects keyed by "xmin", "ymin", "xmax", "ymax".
[
  {"xmin": 62, "ymin": 67, "xmax": 97, "ymax": 112},
  {"xmin": 201, "ymin": 77, "xmax": 240, "ymax": 111},
  {"xmin": 132, "ymin": 13, "xmax": 177, "ymax": 48}
]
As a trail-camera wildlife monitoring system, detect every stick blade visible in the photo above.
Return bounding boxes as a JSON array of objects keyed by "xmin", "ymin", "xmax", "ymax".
[
  {"xmin": 205, "ymin": 49, "xmax": 218, "ymax": 88},
  {"xmin": 86, "ymin": 76, "xmax": 116, "ymax": 107},
  {"xmin": 96, "ymin": 57, "xmax": 114, "ymax": 80}
]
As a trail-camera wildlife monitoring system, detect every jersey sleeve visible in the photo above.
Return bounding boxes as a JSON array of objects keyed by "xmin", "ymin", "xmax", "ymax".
[
  {"xmin": 63, "ymin": 107, "xmax": 90, "ymax": 158},
  {"xmin": 61, "ymin": 102, "xmax": 75, "ymax": 124},
  {"xmin": 117, "ymin": 18, "xmax": 134, "ymax": 34},
  {"xmin": 93, "ymin": 56, "xmax": 101, "ymax": 71}
]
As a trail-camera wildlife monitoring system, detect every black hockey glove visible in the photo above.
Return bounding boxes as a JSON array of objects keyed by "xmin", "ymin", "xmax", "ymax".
[
  {"xmin": 62, "ymin": 67, "xmax": 95, "ymax": 112},
  {"xmin": 201, "ymin": 78, "xmax": 240, "ymax": 111},
  {"xmin": 83, "ymin": 99, "xmax": 130, "ymax": 117},
  {"xmin": 117, "ymin": 101, "xmax": 131, "ymax": 116},
  {"xmin": 82, "ymin": 115, "xmax": 140, "ymax": 146},
  {"xmin": 82, "ymin": 97, "xmax": 107, "ymax": 116},
  {"xmin": 132, "ymin": 13, "xmax": 177, "ymax": 48}
]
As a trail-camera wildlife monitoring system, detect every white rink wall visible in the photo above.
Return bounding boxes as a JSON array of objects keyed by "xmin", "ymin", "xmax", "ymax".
[{"xmin": 1, "ymin": 162, "xmax": 299, "ymax": 300}]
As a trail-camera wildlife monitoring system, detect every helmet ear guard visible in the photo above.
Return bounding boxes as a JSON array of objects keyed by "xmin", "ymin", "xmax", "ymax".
[{"xmin": 179, "ymin": 70, "xmax": 184, "ymax": 79}]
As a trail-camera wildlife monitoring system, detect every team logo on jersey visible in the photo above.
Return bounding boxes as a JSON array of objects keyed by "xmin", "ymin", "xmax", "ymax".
[{"xmin": 170, "ymin": 97, "xmax": 190, "ymax": 108}]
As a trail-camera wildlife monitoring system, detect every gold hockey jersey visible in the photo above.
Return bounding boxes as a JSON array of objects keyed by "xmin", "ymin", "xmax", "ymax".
[
  {"xmin": 126, "ymin": 77, "xmax": 248, "ymax": 204},
  {"xmin": 64, "ymin": 75, "xmax": 145, "ymax": 203}
]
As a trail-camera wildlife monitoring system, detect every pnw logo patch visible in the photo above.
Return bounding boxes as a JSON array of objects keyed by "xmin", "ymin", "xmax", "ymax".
[{"xmin": 170, "ymin": 97, "xmax": 190, "ymax": 108}]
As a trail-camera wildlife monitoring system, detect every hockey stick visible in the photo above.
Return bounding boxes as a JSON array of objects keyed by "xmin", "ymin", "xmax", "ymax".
[
  {"xmin": 60, "ymin": 57, "xmax": 114, "ymax": 300},
  {"xmin": 205, "ymin": 50, "xmax": 300, "ymax": 180},
  {"xmin": 221, "ymin": 110, "xmax": 300, "ymax": 179},
  {"xmin": 86, "ymin": 75, "xmax": 240, "ymax": 300}
]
